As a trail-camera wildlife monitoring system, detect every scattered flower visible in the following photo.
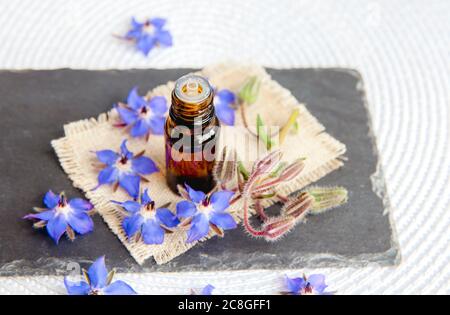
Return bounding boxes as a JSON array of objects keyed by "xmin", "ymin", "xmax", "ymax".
[
  {"xmin": 282, "ymin": 274, "xmax": 332, "ymax": 295},
  {"xmin": 112, "ymin": 189, "xmax": 179, "ymax": 244},
  {"xmin": 64, "ymin": 256, "xmax": 137, "ymax": 295},
  {"xmin": 115, "ymin": 87, "xmax": 167, "ymax": 138},
  {"xmin": 94, "ymin": 139, "xmax": 158, "ymax": 198},
  {"xmin": 214, "ymin": 89, "xmax": 236, "ymax": 126},
  {"xmin": 176, "ymin": 184, "xmax": 237, "ymax": 243},
  {"xmin": 191, "ymin": 284, "xmax": 215, "ymax": 295},
  {"xmin": 123, "ymin": 17, "xmax": 172, "ymax": 56},
  {"xmin": 23, "ymin": 191, "xmax": 94, "ymax": 244}
]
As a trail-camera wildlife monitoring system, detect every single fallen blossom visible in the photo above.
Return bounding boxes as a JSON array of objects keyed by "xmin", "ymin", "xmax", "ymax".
[
  {"xmin": 191, "ymin": 284, "xmax": 215, "ymax": 295},
  {"xmin": 115, "ymin": 87, "xmax": 167, "ymax": 139},
  {"xmin": 176, "ymin": 184, "xmax": 237, "ymax": 243},
  {"xmin": 112, "ymin": 189, "xmax": 179, "ymax": 244},
  {"xmin": 93, "ymin": 139, "xmax": 158, "ymax": 199},
  {"xmin": 64, "ymin": 256, "xmax": 137, "ymax": 295},
  {"xmin": 212, "ymin": 147, "xmax": 348, "ymax": 241},
  {"xmin": 23, "ymin": 190, "xmax": 94, "ymax": 244},
  {"xmin": 282, "ymin": 274, "xmax": 332, "ymax": 295},
  {"xmin": 122, "ymin": 17, "xmax": 172, "ymax": 56},
  {"xmin": 214, "ymin": 89, "xmax": 237, "ymax": 126}
]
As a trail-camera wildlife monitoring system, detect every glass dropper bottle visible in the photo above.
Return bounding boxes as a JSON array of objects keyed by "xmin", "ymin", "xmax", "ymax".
[{"xmin": 164, "ymin": 74, "xmax": 220, "ymax": 194}]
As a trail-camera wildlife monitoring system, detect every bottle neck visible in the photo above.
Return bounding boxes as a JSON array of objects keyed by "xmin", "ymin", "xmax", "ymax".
[{"xmin": 169, "ymin": 90, "xmax": 215, "ymax": 127}]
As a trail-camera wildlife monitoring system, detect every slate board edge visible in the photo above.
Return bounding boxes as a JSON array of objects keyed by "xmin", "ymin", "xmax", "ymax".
[{"xmin": 0, "ymin": 67, "xmax": 400, "ymax": 277}]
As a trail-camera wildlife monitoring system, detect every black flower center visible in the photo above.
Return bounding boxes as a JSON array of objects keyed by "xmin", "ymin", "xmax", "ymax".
[{"xmin": 120, "ymin": 156, "xmax": 128, "ymax": 164}]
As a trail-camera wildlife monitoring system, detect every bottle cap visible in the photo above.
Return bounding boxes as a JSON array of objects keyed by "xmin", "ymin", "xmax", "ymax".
[{"xmin": 174, "ymin": 74, "xmax": 212, "ymax": 104}]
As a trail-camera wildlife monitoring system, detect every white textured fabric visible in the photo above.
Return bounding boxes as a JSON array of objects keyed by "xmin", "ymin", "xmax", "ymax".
[{"xmin": 0, "ymin": 0, "xmax": 448, "ymax": 295}]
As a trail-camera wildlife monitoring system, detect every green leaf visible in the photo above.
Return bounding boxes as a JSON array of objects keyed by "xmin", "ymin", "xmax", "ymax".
[
  {"xmin": 256, "ymin": 114, "xmax": 274, "ymax": 150},
  {"xmin": 239, "ymin": 76, "xmax": 260, "ymax": 105},
  {"xmin": 278, "ymin": 108, "xmax": 299, "ymax": 145},
  {"xmin": 238, "ymin": 161, "xmax": 249, "ymax": 180}
]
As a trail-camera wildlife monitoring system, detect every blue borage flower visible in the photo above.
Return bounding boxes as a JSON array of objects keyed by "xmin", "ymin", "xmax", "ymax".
[
  {"xmin": 283, "ymin": 274, "xmax": 332, "ymax": 295},
  {"xmin": 214, "ymin": 89, "xmax": 236, "ymax": 126},
  {"xmin": 23, "ymin": 191, "xmax": 94, "ymax": 244},
  {"xmin": 112, "ymin": 189, "xmax": 179, "ymax": 244},
  {"xmin": 124, "ymin": 17, "xmax": 172, "ymax": 56},
  {"xmin": 115, "ymin": 87, "xmax": 167, "ymax": 139},
  {"xmin": 64, "ymin": 256, "xmax": 137, "ymax": 295},
  {"xmin": 176, "ymin": 185, "xmax": 237, "ymax": 243},
  {"xmin": 94, "ymin": 140, "xmax": 158, "ymax": 199},
  {"xmin": 191, "ymin": 284, "xmax": 215, "ymax": 295}
]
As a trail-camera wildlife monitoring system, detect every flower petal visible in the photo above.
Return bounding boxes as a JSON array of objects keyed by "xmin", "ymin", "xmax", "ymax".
[
  {"xmin": 24, "ymin": 210, "xmax": 55, "ymax": 221},
  {"xmin": 150, "ymin": 17, "xmax": 166, "ymax": 29},
  {"xmin": 216, "ymin": 89, "xmax": 236, "ymax": 104},
  {"xmin": 119, "ymin": 174, "xmax": 140, "ymax": 199},
  {"xmin": 201, "ymin": 284, "xmax": 215, "ymax": 295},
  {"xmin": 285, "ymin": 276, "xmax": 305, "ymax": 294},
  {"xmin": 185, "ymin": 184, "xmax": 205, "ymax": 203},
  {"xmin": 141, "ymin": 219, "xmax": 165, "ymax": 244},
  {"xmin": 141, "ymin": 188, "xmax": 152, "ymax": 205},
  {"xmin": 67, "ymin": 212, "xmax": 94, "ymax": 235},
  {"xmin": 148, "ymin": 96, "xmax": 167, "ymax": 115},
  {"xmin": 130, "ymin": 17, "xmax": 143, "ymax": 30},
  {"xmin": 64, "ymin": 278, "xmax": 90, "ymax": 295},
  {"xmin": 122, "ymin": 213, "xmax": 144, "ymax": 238},
  {"xmin": 215, "ymin": 102, "xmax": 235, "ymax": 126},
  {"xmin": 69, "ymin": 198, "xmax": 93, "ymax": 212},
  {"xmin": 307, "ymin": 274, "xmax": 327, "ymax": 294},
  {"xmin": 120, "ymin": 140, "xmax": 133, "ymax": 159},
  {"xmin": 98, "ymin": 166, "xmax": 119, "ymax": 185},
  {"xmin": 116, "ymin": 106, "xmax": 138, "ymax": 125},
  {"xmin": 43, "ymin": 190, "xmax": 59, "ymax": 209},
  {"xmin": 130, "ymin": 119, "xmax": 151, "ymax": 137},
  {"xmin": 96, "ymin": 150, "xmax": 119, "ymax": 166},
  {"xmin": 112, "ymin": 200, "xmax": 141, "ymax": 213},
  {"xmin": 88, "ymin": 256, "xmax": 108, "ymax": 289},
  {"xmin": 186, "ymin": 214, "xmax": 210, "ymax": 243},
  {"xmin": 210, "ymin": 212, "xmax": 237, "ymax": 230},
  {"xmin": 210, "ymin": 190, "xmax": 234, "ymax": 212},
  {"xmin": 46, "ymin": 214, "xmax": 68, "ymax": 244},
  {"xmin": 136, "ymin": 34, "xmax": 155, "ymax": 56},
  {"xmin": 154, "ymin": 29, "xmax": 173, "ymax": 46},
  {"xmin": 122, "ymin": 201, "xmax": 141, "ymax": 212},
  {"xmin": 176, "ymin": 200, "xmax": 197, "ymax": 218},
  {"xmin": 148, "ymin": 116, "xmax": 165, "ymax": 135},
  {"xmin": 156, "ymin": 208, "xmax": 180, "ymax": 228},
  {"xmin": 131, "ymin": 156, "xmax": 158, "ymax": 175},
  {"xmin": 127, "ymin": 86, "xmax": 146, "ymax": 110},
  {"xmin": 103, "ymin": 280, "xmax": 137, "ymax": 295}
]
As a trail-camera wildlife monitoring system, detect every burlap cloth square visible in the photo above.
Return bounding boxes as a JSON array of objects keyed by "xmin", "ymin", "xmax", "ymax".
[{"xmin": 51, "ymin": 63, "xmax": 346, "ymax": 265}]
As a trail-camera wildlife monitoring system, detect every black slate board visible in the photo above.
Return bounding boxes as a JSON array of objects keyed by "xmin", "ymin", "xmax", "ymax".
[{"xmin": 0, "ymin": 68, "xmax": 399, "ymax": 276}]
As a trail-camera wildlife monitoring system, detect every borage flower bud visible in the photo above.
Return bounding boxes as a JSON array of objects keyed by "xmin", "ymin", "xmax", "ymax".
[
  {"xmin": 251, "ymin": 150, "xmax": 283, "ymax": 176},
  {"xmin": 261, "ymin": 216, "xmax": 296, "ymax": 241},
  {"xmin": 304, "ymin": 186, "xmax": 348, "ymax": 215},
  {"xmin": 281, "ymin": 192, "xmax": 313, "ymax": 220}
]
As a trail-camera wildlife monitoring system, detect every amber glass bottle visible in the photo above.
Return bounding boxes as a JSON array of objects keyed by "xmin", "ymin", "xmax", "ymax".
[{"xmin": 165, "ymin": 74, "xmax": 220, "ymax": 194}]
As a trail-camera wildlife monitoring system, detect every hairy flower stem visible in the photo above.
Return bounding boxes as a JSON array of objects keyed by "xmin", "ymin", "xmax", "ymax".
[
  {"xmin": 242, "ymin": 196, "xmax": 265, "ymax": 236},
  {"xmin": 255, "ymin": 199, "xmax": 268, "ymax": 221}
]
